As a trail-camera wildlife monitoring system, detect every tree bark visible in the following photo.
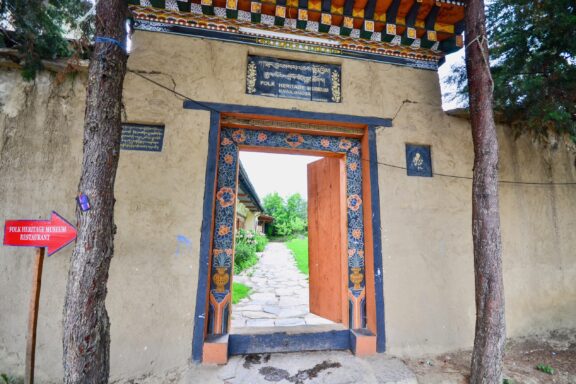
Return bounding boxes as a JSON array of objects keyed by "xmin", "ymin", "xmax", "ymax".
[
  {"xmin": 464, "ymin": 1, "xmax": 506, "ymax": 384},
  {"xmin": 62, "ymin": 2, "xmax": 128, "ymax": 383}
]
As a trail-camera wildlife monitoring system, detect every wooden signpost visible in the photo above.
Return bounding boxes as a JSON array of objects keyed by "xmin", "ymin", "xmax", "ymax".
[{"xmin": 3, "ymin": 211, "xmax": 77, "ymax": 384}]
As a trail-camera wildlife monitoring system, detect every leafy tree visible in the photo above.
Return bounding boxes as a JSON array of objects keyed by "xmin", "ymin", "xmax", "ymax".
[
  {"xmin": 0, "ymin": 0, "xmax": 93, "ymax": 79},
  {"xmin": 263, "ymin": 192, "xmax": 308, "ymax": 236},
  {"xmin": 286, "ymin": 193, "xmax": 307, "ymax": 222},
  {"xmin": 448, "ymin": 0, "xmax": 576, "ymax": 144}
]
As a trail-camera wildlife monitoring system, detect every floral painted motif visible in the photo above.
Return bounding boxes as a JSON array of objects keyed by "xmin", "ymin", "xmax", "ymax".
[
  {"xmin": 352, "ymin": 228, "xmax": 362, "ymax": 239},
  {"xmin": 212, "ymin": 249, "xmax": 232, "ymax": 267},
  {"xmin": 349, "ymin": 162, "xmax": 358, "ymax": 171},
  {"xmin": 257, "ymin": 132, "xmax": 268, "ymax": 142},
  {"xmin": 231, "ymin": 129, "xmax": 246, "ymax": 143},
  {"xmin": 246, "ymin": 61, "xmax": 257, "ymax": 94},
  {"xmin": 218, "ymin": 225, "xmax": 230, "ymax": 236},
  {"xmin": 347, "ymin": 194, "xmax": 362, "ymax": 211},
  {"xmin": 222, "ymin": 137, "xmax": 233, "ymax": 146},
  {"xmin": 286, "ymin": 133, "xmax": 305, "ymax": 148},
  {"xmin": 350, "ymin": 146, "xmax": 359, "ymax": 155},
  {"xmin": 216, "ymin": 187, "xmax": 235, "ymax": 208},
  {"xmin": 339, "ymin": 138, "xmax": 352, "ymax": 150},
  {"xmin": 348, "ymin": 249, "xmax": 365, "ymax": 268},
  {"xmin": 224, "ymin": 154, "xmax": 234, "ymax": 165},
  {"xmin": 320, "ymin": 138, "xmax": 330, "ymax": 148}
]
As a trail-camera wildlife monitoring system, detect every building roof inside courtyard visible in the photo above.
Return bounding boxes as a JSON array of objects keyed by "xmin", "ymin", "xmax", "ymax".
[
  {"xmin": 129, "ymin": 0, "xmax": 465, "ymax": 67},
  {"xmin": 238, "ymin": 162, "xmax": 265, "ymax": 213}
]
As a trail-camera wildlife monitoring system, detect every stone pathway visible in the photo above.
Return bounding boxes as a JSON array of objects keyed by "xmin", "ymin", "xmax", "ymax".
[{"xmin": 232, "ymin": 242, "xmax": 333, "ymax": 329}]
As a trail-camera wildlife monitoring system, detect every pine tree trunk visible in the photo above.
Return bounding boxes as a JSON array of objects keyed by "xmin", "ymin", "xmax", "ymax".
[
  {"xmin": 464, "ymin": 1, "xmax": 506, "ymax": 383},
  {"xmin": 62, "ymin": 2, "xmax": 128, "ymax": 383}
]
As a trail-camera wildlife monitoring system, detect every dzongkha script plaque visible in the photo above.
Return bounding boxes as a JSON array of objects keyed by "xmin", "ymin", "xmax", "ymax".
[
  {"xmin": 246, "ymin": 56, "xmax": 342, "ymax": 103},
  {"xmin": 121, "ymin": 124, "xmax": 165, "ymax": 152}
]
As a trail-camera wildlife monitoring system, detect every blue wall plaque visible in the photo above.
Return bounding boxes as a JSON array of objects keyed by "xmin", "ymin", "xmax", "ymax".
[
  {"xmin": 121, "ymin": 123, "xmax": 165, "ymax": 152},
  {"xmin": 406, "ymin": 144, "xmax": 432, "ymax": 177},
  {"xmin": 246, "ymin": 56, "xmax": 342, "ymax": 103}
]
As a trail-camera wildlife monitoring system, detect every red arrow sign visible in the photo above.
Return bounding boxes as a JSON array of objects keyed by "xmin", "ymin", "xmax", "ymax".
[{"xmin": 3, "ymin": 211, "xmax": 77, "ymax": 256}]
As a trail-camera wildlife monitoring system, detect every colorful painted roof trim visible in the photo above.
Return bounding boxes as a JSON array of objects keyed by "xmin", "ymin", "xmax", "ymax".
[{"xmin": 129, "ymin": 0, "xmax": 465, "ymax": 69}]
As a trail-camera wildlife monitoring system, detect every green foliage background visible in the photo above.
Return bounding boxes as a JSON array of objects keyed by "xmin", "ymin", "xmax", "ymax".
[
  {"xmin": 447, "ymin": 1, "xmax": 575, "ymax": 145},
  {"xmin": 0, "ymin": 0, "xmax": 94, "ymax": 79},
  {"xmin": 263, "ymin": 192, "xmax": 308, "ymax": 237}
]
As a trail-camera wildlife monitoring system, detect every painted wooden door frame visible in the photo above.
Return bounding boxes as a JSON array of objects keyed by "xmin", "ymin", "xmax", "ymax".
[{"xmin": 185, "ymin": 101, "xmax": 390, "ymax": 362}]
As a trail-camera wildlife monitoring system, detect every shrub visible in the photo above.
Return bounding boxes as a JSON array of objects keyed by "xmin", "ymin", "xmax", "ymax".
[
  {"xmin": 234, "ymin": 242, "xmax": 257, "ymax": 274},
  {"xmin": 233, "ymin": 229, "xmax": 268, "ymax": 273},
  {"xmin": 254, "ymin": 232, "xmax": 268, "ymax": 252}
]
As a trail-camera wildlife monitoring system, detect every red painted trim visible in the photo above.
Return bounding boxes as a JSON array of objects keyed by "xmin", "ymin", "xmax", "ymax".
[{"xmin": 361, "ymin": 129, "xmax": 378, "ymax": 334}]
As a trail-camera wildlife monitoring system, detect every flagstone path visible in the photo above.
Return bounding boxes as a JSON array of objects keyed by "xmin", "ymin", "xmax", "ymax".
[{"xmin": 232, "ymin": 241, "xmax": 333, "ymax": 329}]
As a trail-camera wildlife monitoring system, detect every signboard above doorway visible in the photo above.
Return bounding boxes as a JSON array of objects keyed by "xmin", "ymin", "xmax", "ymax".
[{"xmin": 246, "ymin": 56, "xmax": 342, "ymax": 103}]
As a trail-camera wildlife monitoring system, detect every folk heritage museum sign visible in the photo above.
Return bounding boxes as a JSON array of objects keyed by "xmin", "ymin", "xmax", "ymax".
[{"xmin": 246, "ymin": 56, "xmax": 342, "ymax": 103}]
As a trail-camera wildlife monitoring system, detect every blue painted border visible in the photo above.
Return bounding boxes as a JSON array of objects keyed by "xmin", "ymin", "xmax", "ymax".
[
  {"xmin": 229, "ymin": 330, "xmax": 351, "ymax": 355},
  {"xmin": 368, "ymin": 126, "xmax": 386, "ymax": 352},
  {"xmin": 182, "ymin": 101, "xmax": 393, "ymax": 128},
  {"xmin": 192, "ymin": 111, "xmax": 220, "ymax": 362}
]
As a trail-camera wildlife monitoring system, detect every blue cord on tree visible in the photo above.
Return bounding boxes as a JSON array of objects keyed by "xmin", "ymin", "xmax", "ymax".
[{"xmin": 94, "ymin": 36, "xmax": 127, "ymax": 53}]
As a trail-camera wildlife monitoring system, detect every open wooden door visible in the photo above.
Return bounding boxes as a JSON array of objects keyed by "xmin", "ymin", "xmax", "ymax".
[{"xmin": 307, "ymin": 157, "xmax": 347, "ymax": 325}]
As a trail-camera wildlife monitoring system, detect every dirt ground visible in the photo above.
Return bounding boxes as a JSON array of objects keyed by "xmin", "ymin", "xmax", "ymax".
[{"xmin": 403, "ymin": 330, "xmax": 576, "ymax": 384}]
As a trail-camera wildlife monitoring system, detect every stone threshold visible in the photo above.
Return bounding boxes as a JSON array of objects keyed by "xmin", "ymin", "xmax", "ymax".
[{"xmin": 230, "ymin": 323, "xmax": 347, "ymax": 335}]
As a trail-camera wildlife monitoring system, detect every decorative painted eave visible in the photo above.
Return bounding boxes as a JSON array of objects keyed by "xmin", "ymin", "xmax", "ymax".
[{"xmin": 129, "ymin": 0, "xmax": 465, "ymax": 70}]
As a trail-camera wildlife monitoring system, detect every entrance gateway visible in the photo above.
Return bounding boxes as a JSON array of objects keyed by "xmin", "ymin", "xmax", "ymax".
[{"xmin": 187, "ymin": 102, "xmax": 391, "ymax": 363}]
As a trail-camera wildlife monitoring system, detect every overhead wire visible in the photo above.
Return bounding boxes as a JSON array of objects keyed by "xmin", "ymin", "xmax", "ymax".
[{"xmin": 128, "ymin": 69, "xmax": 576, "ymax": 187}]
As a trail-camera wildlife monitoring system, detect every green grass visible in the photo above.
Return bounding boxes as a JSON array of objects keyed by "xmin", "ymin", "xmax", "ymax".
[
  {"xmin": 232, "ymin": 282, "xmax": 252, "ymax": 304},
  {"xmin": 286, "ymin": 237, "xmax": 309, "ymax": 276},
  {"xmin": 1, "ymin": 374, "xmax": 23, "ymax": 384},
  {"xmin": 536, "ymin": 364, "xmax": 555, "ymax": 375}
]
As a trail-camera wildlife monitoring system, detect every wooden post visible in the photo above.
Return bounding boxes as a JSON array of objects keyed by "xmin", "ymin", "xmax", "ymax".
[{"xmin": 25, "ymin": 247, "xmax": 45, "ymax": 384}]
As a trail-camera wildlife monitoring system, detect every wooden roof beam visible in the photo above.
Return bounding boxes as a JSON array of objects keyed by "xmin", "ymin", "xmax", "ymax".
[
  {"xmin": 360, "ymin": 0, "xmax": 377, "ymax": 38},
  {"xmin": 379, "ymin": 0, "xmax": 400, "ymax": 42},
  {"xmin": 405, "ymin": 0, "xmax": 420, "ymax": 26},
  {"xmin": 339, "ymin": 0, "xmax": 355, "ymax": 35},
  {"xmin": 364, "ymin": 0, "xmax": 377, "ymax": 19},
  {"xmin": 401, "ymin": 0, "xmax": 420, "ymax": 45},
  {"xmin": 319, "ymin": 0, "xmax": 333, "ymax": 32},
  {"xmin": 424, "ymin": 3, "xmax": 439, "ymax": 29},
  {"xmin": 296, "ymin": 0, "xmax": 309, "ymax": 29},
  {"xmin": 385, "ymin": 0, "xmax": 401, "ymax": 24},
  {"xmin": 343, "ymin": 0, "xmax": 354, "ymax": 15},
  {"xmin": 454, "ymin": 19, "xmax": 465, "ymax": 34}
]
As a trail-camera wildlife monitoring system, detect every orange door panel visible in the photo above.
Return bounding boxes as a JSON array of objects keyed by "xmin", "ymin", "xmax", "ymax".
[{"xmin": 307, "ymin": 157, "xmax": 347, "ymax": 324}]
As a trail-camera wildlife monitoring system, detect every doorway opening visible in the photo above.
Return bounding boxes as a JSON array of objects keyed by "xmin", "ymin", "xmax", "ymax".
[
  {"xmin": 198, "ymin": 111, "xmax": 386, "ymax": 360},
  {"xmin": 231, "ymin": 151, "xmax": 341, "ymax": 333}
]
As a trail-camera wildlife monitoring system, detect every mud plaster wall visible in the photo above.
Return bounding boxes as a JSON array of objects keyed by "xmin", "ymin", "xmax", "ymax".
[{"xmin": 0, "ymin": 30, "xmax": 574, "ymax": 381}]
